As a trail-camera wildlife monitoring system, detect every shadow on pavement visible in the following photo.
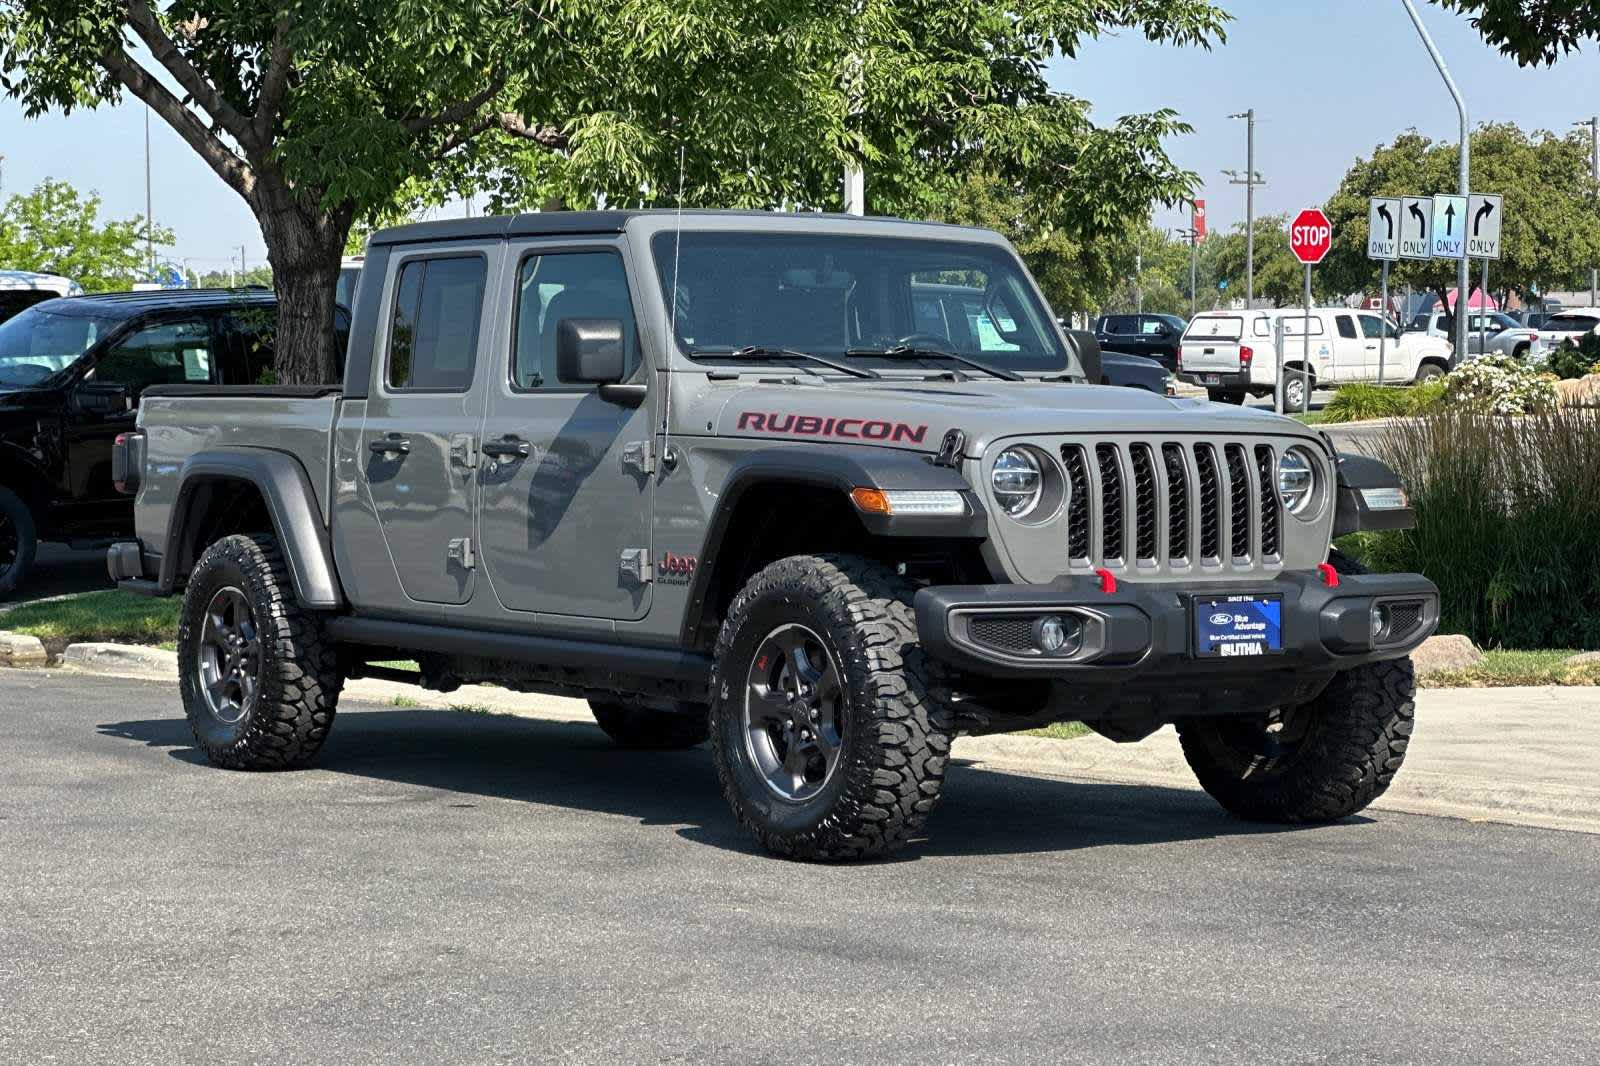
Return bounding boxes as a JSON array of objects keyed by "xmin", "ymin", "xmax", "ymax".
[{"xmin": 99, "ymin": 706, "xmax": 1329, "ymax": 860}]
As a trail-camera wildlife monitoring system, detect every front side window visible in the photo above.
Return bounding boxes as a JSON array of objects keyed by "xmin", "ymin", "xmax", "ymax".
[
  {"xmin": 94, "ymin": 318, "xmax": 214, "ymax": 391},
  {"xmin": 652, "ymin": 231, "xmax": 1065, "ymax": 374},
  {"xmin": 387, "ymin": 256, "xmax": 486, "ymax": 391},
  {"xmin": 512, "ymin": 251, "xmax": 636, "ymax": 389}
]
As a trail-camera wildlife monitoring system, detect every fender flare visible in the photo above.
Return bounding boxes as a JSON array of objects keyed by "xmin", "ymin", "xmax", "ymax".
[
  {"xmin": 677, "ymin": 442, "xmax": 986, "ymax": 646},
  {"xmin": 160, "ymin": 447, "xmax": 343, "ymax": 608}
]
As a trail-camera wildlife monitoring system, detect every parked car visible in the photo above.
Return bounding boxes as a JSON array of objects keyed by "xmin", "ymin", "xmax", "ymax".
[
  {"xmin": 1099, "ymin": 349, "xmax": 1174, "ymax": 394},
  {"xmin": 0, "ymin": 290, "xmax": 298, "ymax": 598},
  {"xmin": 110, "ymin": 209, "xmax": 1435, "ymax": 860},
  {"xmin": 1410, "ymin": 310, "xmax": 1547, "ymax": 360},
  {"xmin": 1539, "ymin": 308, "xmax": 1600, "ymax": 349},
  {"xmin": 1178, "ymin": 307, "xmax": 1451, "ymax": 409},
  {"xmin": 1093, "ymin": 312, "xmax": 1185, "ymax": 371},
  {"xmin": 0, "ymin": 269, "xmax": 82, "ymax": 326}
]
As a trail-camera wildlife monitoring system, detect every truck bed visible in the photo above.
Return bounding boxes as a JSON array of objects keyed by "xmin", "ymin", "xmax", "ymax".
[{"xmin": 134, "ymin": 387, "xmax": 343, "ymax": 551}]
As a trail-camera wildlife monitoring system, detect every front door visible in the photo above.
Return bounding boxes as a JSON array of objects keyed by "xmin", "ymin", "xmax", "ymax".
[
  {"xmin": 360, "ymin": 248, "xmax": 497, "ymax": 607},
  {"xmin": 477, "ymin": 241, "xmax": 655, "ymax": 621}
]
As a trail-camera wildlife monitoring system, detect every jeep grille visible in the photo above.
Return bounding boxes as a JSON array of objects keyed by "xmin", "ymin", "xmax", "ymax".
[{"xmin": 1057, "ymin": 437, "xmax": 1288, "ymax": 573}]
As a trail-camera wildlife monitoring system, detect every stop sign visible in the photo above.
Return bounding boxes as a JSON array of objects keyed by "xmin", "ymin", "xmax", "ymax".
[{"xmin": 1290, "ymin": 208, "xmax": 1333, "ymax": 264}]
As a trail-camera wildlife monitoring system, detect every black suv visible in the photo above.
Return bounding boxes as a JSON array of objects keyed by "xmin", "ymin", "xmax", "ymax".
[
  {"xmin": 1093, "ymin": 312, "xmax": 1186, "ymax": 371},
  {"xmin": 0, "ymin": 290, "xmax": 289, "ymax": 597}
]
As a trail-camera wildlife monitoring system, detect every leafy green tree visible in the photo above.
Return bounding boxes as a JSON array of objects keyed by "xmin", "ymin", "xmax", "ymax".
[
  {"xmin": 0, "ymin": 0, "xmax": 1227, "ymax": 383},
  {"xmin": 1198, "ymin": 214, "xmax": 1335, "ymax": 308},
  {"xmin": 1431, "ymin": 0, "xmax": 1600, "ymax": 66},
  {"xmin": 0, "ymin": 178, "xmax": 171, "ymax": 291},
  {"xmin": 1320, "ymin": 125, "xmax": 1600, "ymax": 309}
]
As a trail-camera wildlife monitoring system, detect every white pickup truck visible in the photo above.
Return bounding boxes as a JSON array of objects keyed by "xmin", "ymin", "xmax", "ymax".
[{"xmin": 1178, "ymin": 308, "xmax": 1452, "ymax": 408}]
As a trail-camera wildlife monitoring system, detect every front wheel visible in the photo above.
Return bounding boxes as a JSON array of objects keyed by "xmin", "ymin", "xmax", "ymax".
[
  {"xmin": 177, "ymin": 534, "xmax": 342, "ymax": 769},
  {"xmin": 710, "ymin": 554, "xmax": 953, "ymax": 861},
  {"xmin": 0, "ymin": 486, "xmax": 38, "ymax": 600},
  {"xmin": 1176, "ymin": 657, "xmax": 1415, "ymax": 823}
]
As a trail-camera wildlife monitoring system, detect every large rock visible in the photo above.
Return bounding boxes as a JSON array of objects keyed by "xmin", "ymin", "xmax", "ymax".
[
  {"xmin": 1409, "ymin": 633, "xmax": 1485, "ymax": 675},
  {"xmin": 0, "ymin": 631, "xmax": 48, "ymax": 667},
  {"xmin": 1568, "ymin": 651, "xmax": 1600, "ymax": 666},
  {"xmin": 1556, "ymin": 374, "xmax": 1600, "ymax": 407}
]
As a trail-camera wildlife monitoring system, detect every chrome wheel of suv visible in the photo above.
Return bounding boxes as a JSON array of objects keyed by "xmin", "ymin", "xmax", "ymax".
[
  {"xmin": 197, "ymin": 586, "xmax": 261, "ymax": 725},
  {"xmin": 743, "ymin": 623, "xmax": 846, "ymax": 801}
]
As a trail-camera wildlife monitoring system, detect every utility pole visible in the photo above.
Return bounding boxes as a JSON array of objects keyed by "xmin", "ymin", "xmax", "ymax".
[
  {"xmin": 1401, "ymin": 0, "xmax": 1470, "ymax": 366},
  {"xmin": 1225, "ymin": 109, "xmax": 1265, "ymax": 309},
  {"xmin": 240, "ymin": 245, "xmax": 248, "ymax": 283},
  {"xmin": 1177, "ymin": 227, "xmax": 1200, "ymax": 317},
  {"xmin": 1578, "ymin": 117, "xmax": 1599, "ymax": 307},
  {"xmin": 144, "ymin": 107, "xmax": 155, "ymax": 279}
]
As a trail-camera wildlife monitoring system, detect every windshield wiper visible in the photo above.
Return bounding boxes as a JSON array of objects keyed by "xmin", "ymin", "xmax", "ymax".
[
  {"xmin": 688, "ymin": 345, "xmax": 880, "ymax": 380},
  {"xmin": 843, "ymin": 344, "xmax": 1024, "ymax": 382}
]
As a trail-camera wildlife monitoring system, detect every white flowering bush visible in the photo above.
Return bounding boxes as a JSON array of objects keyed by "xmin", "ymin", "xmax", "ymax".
[{"xmin": 1442, "ymin": 355, "xmax": 1559, "ymax": 415}]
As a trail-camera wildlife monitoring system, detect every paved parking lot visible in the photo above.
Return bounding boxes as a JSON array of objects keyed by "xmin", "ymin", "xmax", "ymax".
[{"xmin": 3, "ymin": 671, "xmax": 1597, "ymax": 1065}]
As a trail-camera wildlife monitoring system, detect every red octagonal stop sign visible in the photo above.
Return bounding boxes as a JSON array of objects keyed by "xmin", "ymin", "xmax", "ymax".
[{"xmin": 1290, "ymin": 208, "xmax": 1333, "ymax": 264}]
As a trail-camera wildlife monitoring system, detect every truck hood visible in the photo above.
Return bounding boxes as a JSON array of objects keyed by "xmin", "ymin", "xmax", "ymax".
[{"xmin": 694, "ymin": 378, "xmax": 1325, "ymax": 457}]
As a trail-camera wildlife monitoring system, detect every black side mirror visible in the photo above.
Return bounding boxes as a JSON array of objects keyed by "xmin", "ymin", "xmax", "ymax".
[
  {"xmin": 1066, "ymin": 329, "xmax": 1103, "ymax": 386},
  {"xmin": 75, "ymin": 380, "xmax": 133, "ymax": 415},
  {"xmin": 555, "ymin": 318, "xmax": 626, "ymax": 385}
]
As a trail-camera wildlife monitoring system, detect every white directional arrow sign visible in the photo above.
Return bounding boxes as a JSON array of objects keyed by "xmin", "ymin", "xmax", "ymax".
[
  {"xmin": 1431, "ymin": 194, "xmax": 1467, "ymax": 260},
  {"xmin": 1466, "ymin": 193, "xmax": 1503, "ymax": 259},
  {"xmin": 1368, "ymin": 197, "xmax": 1400, "ymax": 261},
  {"xmin": 1399, "ymin": 196, "xmax": 1433, "ymax": 260}
]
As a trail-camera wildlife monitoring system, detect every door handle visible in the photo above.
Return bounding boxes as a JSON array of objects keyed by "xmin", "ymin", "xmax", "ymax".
[
  {"xmin": 369, "ymin": 435, "xmax": 411, "ymax": 456},
  {"xmin": 482, "ymin": 436, "xmax": 532, "ymax": 460}
]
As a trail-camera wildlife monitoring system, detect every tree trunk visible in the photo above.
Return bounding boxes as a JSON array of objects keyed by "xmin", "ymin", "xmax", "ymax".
[{"xmin": 256, "ymin": 181, "xmax": 353, "ymax": 385}]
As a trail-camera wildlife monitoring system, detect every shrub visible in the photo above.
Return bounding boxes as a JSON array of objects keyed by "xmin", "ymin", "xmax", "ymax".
[
  {"xmin": 1343, "ymin": 407, "xmax": 1600, "ymax": 649},
  {"xmin": 1442, "ymin": 354, "xmax": 1559, "ymax": 415},
  {"xmin": 1545, "ymin": 333, "xmax": 1600, "ymax": 380},
  {"xmin": 1403, "ymin": 376, "xmax": 1448, "ymax": 415},
  {"xmin": 1321, "ymin": 383, "xmax": 1408, "ymax": 423}
]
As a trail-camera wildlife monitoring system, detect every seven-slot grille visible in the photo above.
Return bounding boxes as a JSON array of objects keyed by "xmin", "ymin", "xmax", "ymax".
[{"xmin": 1057, "ymin": 439, "xmax": 1286, "ymax": 571}]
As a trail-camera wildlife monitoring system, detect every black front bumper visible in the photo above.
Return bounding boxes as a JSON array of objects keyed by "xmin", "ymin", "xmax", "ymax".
[{"xmin": 914, "ymin": 569, "xmax": 1439, "ymax": 684}]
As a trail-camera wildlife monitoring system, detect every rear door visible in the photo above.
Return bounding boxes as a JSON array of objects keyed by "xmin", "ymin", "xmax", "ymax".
[
  {"xmin": 475, "ymin": 239, "xmax": 656, "ymax": 621},
  {"xmin": 359, "ymin": 247, "xmax": 498, "ymax": 607}
]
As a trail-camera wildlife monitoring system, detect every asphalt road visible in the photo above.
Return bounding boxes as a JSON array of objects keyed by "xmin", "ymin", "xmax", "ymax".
[{"xmin": 3, "ymin": 672, "xmax": 1597, "ymax": 1065}]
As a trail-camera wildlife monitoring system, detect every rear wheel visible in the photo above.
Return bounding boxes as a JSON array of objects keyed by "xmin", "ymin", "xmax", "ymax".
[
  {"xmin": 710, "ymin": 554, "xmax": 953, "ymax": 861},
  {"xmin": 1414, "ymin": 362, "xmax": 1445, "ymax": 384},
  {"xmin": 178, "ymin": 534, "xmax": 342, "ymax": 769},
  {"xmin": 589, "ymin": 699, "xmax": 709, "ymax": 750},
  {"xmin": 1282, "ymin": 369, "xmax": 1315, "ymax": 412},
  {"xmin": 0, "ymin": 486, "xmax": 38, "ymax": 601}
]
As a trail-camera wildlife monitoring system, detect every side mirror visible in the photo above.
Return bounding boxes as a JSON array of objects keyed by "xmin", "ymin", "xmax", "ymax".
[
  {"xmin": 555, "ymin": 318, "xmax": 626, "ymax": 385},
  {"xmin": 1066, "ymin": 329, "xmax": 1103, "ymax": 386},
  {"xmin": 75, "ymin": 380, "xmax": 132, "ymax": 415}
]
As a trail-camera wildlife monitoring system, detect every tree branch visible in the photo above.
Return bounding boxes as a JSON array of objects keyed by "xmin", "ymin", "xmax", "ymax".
[
  {"xmin": 494, "ymin": 114, "xmax": 569, "ymax": 150},
  {"xmin": 123, "ymin": 0, "xmax": 258, "ymax": 152},
  {"xmin": 404, "ymin": 78, "xmax": 506, "ymax": 136},
  {"xmin": 254, "ymin": 8, "xmax": 296, "ymax": 143},
  {"xmin": 100, "ymin": 46, "xmax": 256, "ymax": 203}
]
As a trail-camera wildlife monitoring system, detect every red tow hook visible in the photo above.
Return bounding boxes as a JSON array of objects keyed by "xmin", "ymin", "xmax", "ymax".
[
  {"xmin": 1317, "ymin": 562, "xmax": 1340, "ymax": 587},
  {"xmin": 1095, "ymin": 567, "xmax": 1118, "ymax": 594}
]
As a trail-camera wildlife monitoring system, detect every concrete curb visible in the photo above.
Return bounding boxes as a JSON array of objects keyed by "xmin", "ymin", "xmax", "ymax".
[
  {"xmin": 0, "ymin": 631, "xmax": 49, "ymax": 667},
  {"xmin": 28, "ymin": 641, "xmax": 1600, "ymax": 837}
]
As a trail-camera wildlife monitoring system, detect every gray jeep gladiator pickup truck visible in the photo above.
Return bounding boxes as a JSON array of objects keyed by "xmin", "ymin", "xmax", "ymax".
[{"xmin": 109, "ymin": 210, "xmax": 1437, "ymax": 860}]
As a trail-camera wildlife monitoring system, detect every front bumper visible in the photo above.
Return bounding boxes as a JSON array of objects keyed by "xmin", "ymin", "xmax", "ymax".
[{"xmin": 914, "ymin": 568, "xmax": 1439, "ymax": 683}]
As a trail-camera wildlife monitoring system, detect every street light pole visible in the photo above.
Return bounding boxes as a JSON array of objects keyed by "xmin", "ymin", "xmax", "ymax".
[
  {"xmin": 1401, "ymin": 0, "xmax": 1470, "ymax": 366},
  {"xmin": 1226, "ymin": 110, "xmax": 1264, "ymax": 309},
  {"xmin": 1177, "ymin": 227, "xmax": 1199, "ymax": 317},
  {"xmin": 144, "ymin": 107, "xmax": 155, "ymax": 279},
  {"xmin": 1579, "ymin": 116, "xmax": 1599, "ymax": 307}
]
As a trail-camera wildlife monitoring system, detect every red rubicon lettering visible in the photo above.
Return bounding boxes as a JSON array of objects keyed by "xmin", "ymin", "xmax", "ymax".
[{"xmin": 735, "ymin": 411, "xmax": 929, "ymax": 445}]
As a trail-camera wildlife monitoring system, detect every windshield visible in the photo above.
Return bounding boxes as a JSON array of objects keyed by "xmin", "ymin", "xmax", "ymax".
[
  {"xmin": 0, "ymin": 304, "xmax": 117, "ymax": 386},
  {"xmin": 651, "ymin": 231, "xmax": 1066, "ymax": 373}
]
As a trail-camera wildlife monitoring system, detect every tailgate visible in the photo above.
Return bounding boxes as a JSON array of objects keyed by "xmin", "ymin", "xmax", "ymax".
[{"xmin": 1180, "ymin": 315, "xmax": 1249, "ymax": 372}]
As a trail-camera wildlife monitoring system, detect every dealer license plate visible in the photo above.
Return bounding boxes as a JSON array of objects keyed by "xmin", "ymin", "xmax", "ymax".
[
  {"xmin": 1199, "ymin": 374, "xmax": 1221, "ymax": 385},
  {"xmin": 1192, "ymin": 594, "xmax": 1283, "ymax": 657}
]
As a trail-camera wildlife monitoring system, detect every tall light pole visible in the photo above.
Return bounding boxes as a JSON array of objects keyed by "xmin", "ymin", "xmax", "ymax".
[
  {"xmin": 144, "ymin": 106, "xmax": 155, "ymax": 279},
  {"xmin": 1177, "ymin": 227, "xmax": 1200, "ymax": 317},
  {"xmin": 1226, "ymin": 109, "xmax": 1265, "ymax": 309},
  {"xmin": 1578, "ymin": 117, "xmax": 1599, "ymax": 307},
  {"xmin": 1401, "ymin": 0, "xmax": 1470, "ymax": 366}
]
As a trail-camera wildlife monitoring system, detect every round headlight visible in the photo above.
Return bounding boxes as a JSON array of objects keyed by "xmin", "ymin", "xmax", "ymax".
[
  {"xmin": 1277, "ymin": 447, "xmax": 1317, "ymax": 514},
  {"xmin": 992, "ymin": 448, "xmax": 1043, "ymax": 518}
]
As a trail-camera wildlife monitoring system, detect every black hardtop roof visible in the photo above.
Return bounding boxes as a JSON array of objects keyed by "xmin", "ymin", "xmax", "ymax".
[
  {"xmin": 35, "ymin": 288, "xmax": 275, "ymax": 318},
  {"xmin": 367, "ymin": 209, "xmax": 977, "ymax": 248}
]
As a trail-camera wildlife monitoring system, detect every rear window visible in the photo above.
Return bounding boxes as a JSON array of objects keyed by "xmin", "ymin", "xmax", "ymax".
[
  {"xmin": 1280, "ymin": 314, "xmax": 1325, "ymax": 337},
  {"xmin": 386, "ymin": 255, "xmax": 486, "ymax": 391},
  {"xmin": 1183, "ymin": 315, "xmax": 1244, "ymax": 341},
  {"xmin": 1549, "ymin": 314, "xmax": 1600, "ymax": 332}
]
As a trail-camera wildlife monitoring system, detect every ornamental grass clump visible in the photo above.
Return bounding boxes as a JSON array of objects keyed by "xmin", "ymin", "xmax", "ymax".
[{"xmin": 1352, "ymin": 407, "xmax": 1600, "ymax": 648}]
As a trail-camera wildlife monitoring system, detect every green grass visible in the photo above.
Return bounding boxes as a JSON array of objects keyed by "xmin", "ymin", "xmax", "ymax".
[
  {"xmin": 1422, "ymin": 649, "xmax": 1600, "ymax": 688},
  {"xmin": 1290, "ymin": 410, "xmax": 1326, "ymax": 425},
  {"xmin": 2, "ymin": 590, "xmax": 180, "ymax": 653},
  {"xmin": 1022, "ymin": 721, "xmax": 1091, "ymax": 740}
]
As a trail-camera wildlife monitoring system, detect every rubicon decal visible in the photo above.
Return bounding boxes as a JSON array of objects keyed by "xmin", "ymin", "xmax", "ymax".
[{"xmin": 736, "ymin": 411, "xmax": 928, "ymax": 444}]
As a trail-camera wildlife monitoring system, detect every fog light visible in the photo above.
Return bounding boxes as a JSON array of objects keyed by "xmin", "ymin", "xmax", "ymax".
[
  {"xmin": 1034, "ymin": 615, "xmax": 1083, "ymax": 656},
  {"xmin": 1371, "ymin": 605, "xmax": 1389, "ymax": 641}
]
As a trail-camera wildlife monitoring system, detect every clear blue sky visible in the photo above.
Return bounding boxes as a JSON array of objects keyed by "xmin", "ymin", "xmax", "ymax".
[{"xmin": 0, "ymin": 0, "xmax": 1595, "ymax": 267}]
